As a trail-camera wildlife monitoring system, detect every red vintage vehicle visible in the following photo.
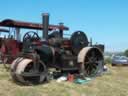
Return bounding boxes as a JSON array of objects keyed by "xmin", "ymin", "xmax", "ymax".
[{"xmin": 0, "ymin": 28, "xmax": 9, "ymax": 48}]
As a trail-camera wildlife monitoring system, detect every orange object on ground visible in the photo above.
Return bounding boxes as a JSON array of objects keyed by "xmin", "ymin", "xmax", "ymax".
[{"xmin": 67, "ymin": 74, "xmax": 74, "ymax": 82}]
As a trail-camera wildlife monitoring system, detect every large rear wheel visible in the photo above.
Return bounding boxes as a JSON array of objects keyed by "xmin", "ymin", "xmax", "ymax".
[{"xmin": 78, "ymin": 47, "xmax": 104, "ymax": 77}]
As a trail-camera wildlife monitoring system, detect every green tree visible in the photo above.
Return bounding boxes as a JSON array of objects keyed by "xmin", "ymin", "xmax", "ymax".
[
  {"xmin": 105, "ymin": 57, "xmax": 111, "ymax": 64},
  {"xmin": 124, "ymin": 49, "xmax": 128, "ymax": 57}
]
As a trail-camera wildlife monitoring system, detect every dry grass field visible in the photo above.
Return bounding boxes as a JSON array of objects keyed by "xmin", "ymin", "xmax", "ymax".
[{"xmin": 0, "ymin": 64, "xmax": 128, "ymax": 96}]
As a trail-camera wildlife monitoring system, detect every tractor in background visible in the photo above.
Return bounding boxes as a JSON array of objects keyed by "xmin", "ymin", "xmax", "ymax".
[
  {"xmin": 0, "ymin": 24, "xmax": 23, "ymax": 65},
  {"xmin": 0, "ymin": 28, "xmax": 9, "ymax": 49},
  {"xmin": 0, "ymin": 28, "xmax": 10, "ymax": 63}
]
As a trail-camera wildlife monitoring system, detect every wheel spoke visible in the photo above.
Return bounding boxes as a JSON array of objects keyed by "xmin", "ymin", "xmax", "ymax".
[
  {"xmin": 32, "ymin": 33, "xmax": 36, "ymax": 38},
  {"xmin": 26, "ymin": 33, "xmax": 31, "ymax": 38}
]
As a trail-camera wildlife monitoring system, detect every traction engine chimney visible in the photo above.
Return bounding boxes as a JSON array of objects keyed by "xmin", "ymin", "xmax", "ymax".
[{"xmin": 42, "ymin": 13, "xmax": 49, "ymax": 40}]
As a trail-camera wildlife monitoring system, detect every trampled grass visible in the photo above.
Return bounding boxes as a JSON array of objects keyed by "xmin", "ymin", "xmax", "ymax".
[{"xmin": 0, "ymin": 64, "xmax": 128, "ymax": 96}]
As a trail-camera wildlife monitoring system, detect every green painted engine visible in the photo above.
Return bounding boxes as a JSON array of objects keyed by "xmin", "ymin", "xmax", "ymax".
[{"xmin": 10, "ymin": 13, "xmax": 104, "ymax": 85}]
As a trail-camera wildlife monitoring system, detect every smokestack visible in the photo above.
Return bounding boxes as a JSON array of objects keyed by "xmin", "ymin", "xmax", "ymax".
[
  {"xmin": 59, "ymin": 22, "xmax": 64, "ymax": 38},
  {"xmin": 42, "ymin": 13, "xmax": 49, "ymax": 40}
]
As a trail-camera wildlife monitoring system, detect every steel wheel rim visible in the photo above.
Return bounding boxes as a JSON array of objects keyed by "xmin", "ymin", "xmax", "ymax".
[
  {"xmin": 11, "ymin": 58, "xmax": 47, "ymax": 85},
  {"xmin": 84, "ymin": 48, "xmax": 103, "ymax": 76}
]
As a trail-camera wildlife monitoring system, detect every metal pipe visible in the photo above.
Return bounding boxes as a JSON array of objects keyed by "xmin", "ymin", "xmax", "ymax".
[
  {"xmin": 42, "ymin": 13, "xmax": 49, "ymax": 40},
  {"xmin": 0, "ymin": 28, "xmax": 9, "ymax": 32},
  {"xmin": 59, "ymin": 22, "xmax": 64, "ymax": 38},
  {"xmin": 15, "ymin": 28, "xmax": 20, "ymax": 41}
]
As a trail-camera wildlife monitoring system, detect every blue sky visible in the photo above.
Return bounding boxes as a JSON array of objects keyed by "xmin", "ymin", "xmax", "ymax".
[{"xmin": 0, "ymin": 0, "xmax": 127, "ymax": 52}]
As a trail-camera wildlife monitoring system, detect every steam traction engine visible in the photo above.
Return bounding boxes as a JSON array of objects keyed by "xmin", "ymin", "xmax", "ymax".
[{"xmin": 11, "ymin": 13, "xmax": 104, "ymax": 85}]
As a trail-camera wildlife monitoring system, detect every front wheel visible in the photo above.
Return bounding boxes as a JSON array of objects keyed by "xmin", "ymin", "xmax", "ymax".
[{"xmin": 11, "ymin": 58, "xmax": 48, "ymax": 85}]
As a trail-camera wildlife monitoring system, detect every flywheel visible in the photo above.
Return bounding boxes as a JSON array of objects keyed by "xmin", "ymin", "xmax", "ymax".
[{"xmin": 70, "ymin": 31, "xmax": 88, "ymax": 55}]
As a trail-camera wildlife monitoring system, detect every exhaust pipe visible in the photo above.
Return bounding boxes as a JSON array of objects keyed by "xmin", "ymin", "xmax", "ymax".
[{"xmin": 42, "ymin": 13, "xmax": 49, "ymax": 40}]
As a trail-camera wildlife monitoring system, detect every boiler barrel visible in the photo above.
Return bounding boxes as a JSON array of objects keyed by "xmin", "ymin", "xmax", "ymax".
[{"xmin": 35, "ymin": 45, "xmax": 53, "ymax": 64}]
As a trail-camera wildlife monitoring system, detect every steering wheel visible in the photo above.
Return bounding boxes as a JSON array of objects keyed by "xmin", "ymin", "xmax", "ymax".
[{"xmin": 23, "ymin": 31, "xmax": 40, "ymax": 42}]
